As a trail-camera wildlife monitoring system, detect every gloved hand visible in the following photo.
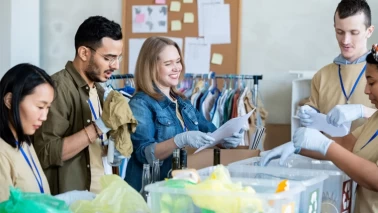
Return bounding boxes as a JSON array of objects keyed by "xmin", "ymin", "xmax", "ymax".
[
  {"xmin": 221, "ymin": 127, "xmax": 247, "ymax": 149},
  {"xmin": 55, "ymin": 190, "xmax": 96, "ymax": 206},
  {"xmin": 174, "ymin": 131, "xmax": 215, "ymax": 149},
  {"xmin": 260, "ymin": 142, "xmax": 299, "ymax": 166},
  {"xmin": 326, "ymin": 104, "xmax": 363, "ymax": 127},
  {"xmin": 298, "ymin": 105, "xmax": 318, "ymax": 126},
  {"xmin": 293, "ymin": 127, "xmax": 334, "ymax": 156}
]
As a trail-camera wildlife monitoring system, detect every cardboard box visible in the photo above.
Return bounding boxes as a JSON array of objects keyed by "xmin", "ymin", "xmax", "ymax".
[{"xmin": 186, "ymin": 147, "xmax": 260, "ymax": 170}]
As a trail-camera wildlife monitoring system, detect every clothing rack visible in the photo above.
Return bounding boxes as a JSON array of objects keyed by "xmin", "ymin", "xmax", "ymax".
[
  {"xmin": 183, "ymin": 73, "xmax": 263, "ymax": 86},
  {"xmin": 110, "ymin": 74, "xmax": 134, "ymax": 79},
  {"xmin": 111, "ymin": 73, "xmax": 263, "ymax": 85}
]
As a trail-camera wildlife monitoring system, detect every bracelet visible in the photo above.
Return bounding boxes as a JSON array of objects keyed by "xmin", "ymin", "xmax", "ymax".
[
  {"xmin": 91, "ymin": 121, "xmax": 102, "ymax": 138},
  {"xmin": 83, "ymin": 126, "xmax": 94, "ymax": 144}
]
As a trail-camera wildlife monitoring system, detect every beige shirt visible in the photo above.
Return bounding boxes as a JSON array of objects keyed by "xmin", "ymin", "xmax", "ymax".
[
  {"xmin": 88, "ymin": 87, "xmax": 108, "ymax": 193},
  {"xmin": 0, "ymin": 138, "xmax": 50, "ymax": 202},
  {"xmin": 306, "ymin": 63, "xmax": 374, "ymax": 131},
  {"xmin": 351, "ymin": 111, "xmax": 378, "ymax": 213}
]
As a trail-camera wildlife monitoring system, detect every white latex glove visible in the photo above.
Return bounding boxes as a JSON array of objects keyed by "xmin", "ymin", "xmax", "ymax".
[
  {"xmin": 260, "ymin": 142, "xmax": 299, "ymax": 166},
  {"xmin": 55, "ymin": 190, "xmax": 96, "ymax": 206},
  {"xmin": 298, "ymin": 105, "xmax": 318, "ymax": 126},
  {"xmin": 174, "ymin": 131, "xmax": 215, "ymax": 148},
  {"xmin": 293, "ymin": 127, "xmax": 334, "ymax": 156},
  {"xmin": 95, "ymin": 118, "xmax": 111, "ymax": 134},
  {"xmin": 222, "ymin": 127, "xmax": 248, "ymax": 149},
  {"xmin": 326, "ymin": 104, "xmax": 363, "ymax": 127}
]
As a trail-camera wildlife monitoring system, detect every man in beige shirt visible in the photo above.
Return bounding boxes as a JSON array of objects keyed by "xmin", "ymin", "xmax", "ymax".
[{"xmin": 299, "ymin": 0, "xmax": 375, "ymax": 131}]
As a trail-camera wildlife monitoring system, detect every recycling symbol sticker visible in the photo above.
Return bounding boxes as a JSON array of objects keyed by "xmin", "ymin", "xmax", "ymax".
[
  {"xmin": 308, "ymin": 189, "xmax": 319, "ymax": 213},
  {"xmin": 341, "ymin": 180, "xmax": 352, "ymax": 213}
]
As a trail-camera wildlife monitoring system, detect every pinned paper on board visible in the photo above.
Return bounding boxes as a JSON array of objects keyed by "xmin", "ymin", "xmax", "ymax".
[
  {"xmin": 155, "ymin": 0, "xmax": 166, "ymax": 4},
  {"xmin": 211, "ymin": 53, "xmax": 223, "ymax": 65},
  {"xmin": 171, "ymin": 20, "xmax": 182, "ymax": 31},
  {"xmin": 197, "ymin": 0, "xmax": 224, "ymax": 37},
  {"xmin": 184, "ymin": 37, "xmax": 211, "ymax": 74},
  {"xmin": 170, "ymin": 1, "xmax": 181, "ymax": 12},
  {"xmin": 132, "ymin": 5, "xmax": 167, "ymax": 33},
  {"xmin": 307, "ymin": 113, "xmax": 351, "ymax": 137},
  {"xmin": 183, "ymin": 0, "xmax": 194, "ymax": 3},
  {"xmin": 203, "ymin": 4, "xmax": 231, "ymax": 44},
  {"xmin": 194, "ymin": 109, "xmax": 255, "ymax": 154},
  {"xmin": 183, "ymin": 13, "xmax": 194, "ymax": 23}
]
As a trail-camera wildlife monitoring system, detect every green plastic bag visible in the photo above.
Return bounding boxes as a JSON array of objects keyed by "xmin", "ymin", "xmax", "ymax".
[{"xmin": 0, "ymin": 187, "xmax": 72, "ymax": 213}]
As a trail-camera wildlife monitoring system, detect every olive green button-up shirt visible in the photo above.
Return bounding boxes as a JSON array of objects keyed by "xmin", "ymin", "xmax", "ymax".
[{"xmin": 33, "ymin": 61, "xmax": 104, "ymax": 195}]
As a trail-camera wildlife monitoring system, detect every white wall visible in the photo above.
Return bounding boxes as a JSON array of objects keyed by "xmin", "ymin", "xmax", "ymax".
[
  {"xmin": 0, "ymin": 0, "xmax": 40, "ymax": 76},
  {"xmin": 40, "ymin": 0, "xmax": 122, "ymax": 75},
  {"xmin": 240, "ymin": 0, "xmax": 378, "ymax": 123}
]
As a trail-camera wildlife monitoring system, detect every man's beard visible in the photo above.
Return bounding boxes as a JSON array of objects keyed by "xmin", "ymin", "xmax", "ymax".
[{"xmin": 85, "ymin": 57, "xmax": 104, "ymax": 83}]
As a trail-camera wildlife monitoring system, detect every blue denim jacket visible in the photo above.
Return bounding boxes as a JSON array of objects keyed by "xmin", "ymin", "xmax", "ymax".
[{"xmin": 125, "ymin": 91, "xmax": 216, "ymax": 191}]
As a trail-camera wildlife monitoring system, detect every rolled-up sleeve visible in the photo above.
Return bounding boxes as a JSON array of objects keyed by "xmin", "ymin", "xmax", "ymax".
[
  {"xmin": 129, "ymin": 98, "xmax": 156, "ymax": 164},
  {"xmin": 33, "ymin": 82, "xmax": 70, "ymax": 169}
]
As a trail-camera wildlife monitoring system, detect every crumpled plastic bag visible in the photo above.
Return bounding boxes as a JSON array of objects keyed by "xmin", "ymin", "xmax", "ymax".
[
  {"xmin": 70, "ymin": 175, "xmax": 151, "ymax": 213},
  {"xmin": 186, "ymin": 165, "xmax": 264, "ymax": 213},
  {"xmin": 0, "ymin": 187, "xmax": 71, "ymax": 213}
]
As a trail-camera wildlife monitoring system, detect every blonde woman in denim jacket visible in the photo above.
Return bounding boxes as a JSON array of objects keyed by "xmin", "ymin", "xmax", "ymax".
[{"xmin": 125, "ymin": 37, "xmax": 244, "ymax": 191}]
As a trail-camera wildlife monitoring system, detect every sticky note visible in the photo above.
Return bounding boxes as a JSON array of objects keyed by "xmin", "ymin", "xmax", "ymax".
[
  {"xmin": 135, "ymin": 14, "xmax": 145, "ymax": 24},
  {"xmin": 183, "ymin": 13, "xmax": 194, "ymax": 23},
  {"xmin": 155, "ymin": 0, "xmax": 166, "ymax": 4},
  {"xmin": 211, "ymin": 53, "xmax": 223, "ymax": 65},
  {"xmin": 170, "ymin": 1, "xmax": 181, "ymax": 12},
  {"xmin": 171, "ymin": 20, "xmax": 182, "ymax": 31},
  {"xmin": 183, "ymin": 0, "xmax": 193, "ymax": 3}
]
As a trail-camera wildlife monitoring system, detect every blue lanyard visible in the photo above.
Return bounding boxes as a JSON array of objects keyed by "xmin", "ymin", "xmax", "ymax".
[
  {"xmin": 88, "ymin": 98, "xmax": 103, "ymax": 141},
  {"xmin": 17, "ymin": 142, "xmax": 44, "ymax": 193},
  {"xmin": 361, "ymin": 130, "xmax": 378, "ymax": 150},
  {"xmin": 338, "ymin": 64, "xmax": 366, "ymax": 104}
]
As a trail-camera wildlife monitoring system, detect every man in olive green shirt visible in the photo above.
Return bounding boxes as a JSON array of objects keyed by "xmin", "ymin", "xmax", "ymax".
[{"xmin": 34, "ymin": 16, "xmax": 123, "ymax": 194}]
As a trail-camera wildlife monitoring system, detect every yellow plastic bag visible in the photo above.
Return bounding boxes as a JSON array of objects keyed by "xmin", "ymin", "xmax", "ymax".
[{"xmin": 70, "ymin": 175, "xmax": 151, "ymax": 213}]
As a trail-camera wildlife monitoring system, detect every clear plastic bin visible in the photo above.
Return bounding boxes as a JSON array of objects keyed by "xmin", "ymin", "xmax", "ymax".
[
  {"xmin": 145, "ymin": 177, "xmax": 305, "ymax": 213},
  {"xmin": 198, "ymin": 165, "xmax": 327, "ymax": 213},
  {"xmin": 229, "ymin": 155, "xmax": 353, "ymax": 213}
]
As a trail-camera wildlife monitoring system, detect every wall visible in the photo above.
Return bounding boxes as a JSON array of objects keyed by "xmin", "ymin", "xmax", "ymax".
[
  {"xmin": 40, "ymin": 0, "xmax": 122, "ymax": 74},
  {"xmin": 0, "ymin": 0, "xmax": 40, "ymax": 76},
  {"xmin": 240, "ymin": 0, "xmax": 378, "ymax": 123}
]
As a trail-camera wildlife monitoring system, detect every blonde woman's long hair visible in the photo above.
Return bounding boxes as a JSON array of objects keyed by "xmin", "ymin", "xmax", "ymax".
[{"xmin": 134, "ymin": 36, "xmax": 186, "ymax": 100}]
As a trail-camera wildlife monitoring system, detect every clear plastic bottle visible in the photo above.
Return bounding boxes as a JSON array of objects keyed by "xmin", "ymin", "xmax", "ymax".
[
  {"xmin": 151, "ymin": 159, "xmax": 160, "ymax": 183},
  {"xmin": 140, "ymin": 164, "xmax": 151, "ymax": 201}
]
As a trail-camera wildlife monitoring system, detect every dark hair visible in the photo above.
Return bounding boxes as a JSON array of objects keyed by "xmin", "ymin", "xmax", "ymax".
[
  {"xmin": 334, "ymin": 0, "xmax": 372, "ymax": 28},
  {"xmin": 0, "ymin": 63, "xmax": 55, "ymax": 148},
  {"xmin": 367, "ymin": 44, "xmax": 378, "ymax": 70},
  {"xmin": 74, "ymin": 16, "xmax": 122, "ymax": 54}
]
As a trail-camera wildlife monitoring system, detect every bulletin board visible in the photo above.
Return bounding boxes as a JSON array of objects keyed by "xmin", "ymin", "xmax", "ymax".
[{"xmin": 121, "ymin": 0, "xmax": 242, "ymax": 75}]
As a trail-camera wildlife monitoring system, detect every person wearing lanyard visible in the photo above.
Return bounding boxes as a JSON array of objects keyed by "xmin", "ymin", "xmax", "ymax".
[
  {"xmin": 288, "ymin": 48, "xmax": 378, "ymax": 213},
  {"xmin": 0, "ymin": 64, "xmax": 54, "ymax": 201},
  {"xmin": 261, "ymin": 0, "xmax": 376, "ymax": 166},
  {"xmin": 125, "ymin": 37, "xmax": 245, "ymax": 191},
  {"xmin": 0, "ymin": 64, "xmax": 96, "ymax": 205},
  {"xmin": 33, "ymin": 16, "xmax": 125, "ymax": 195}
]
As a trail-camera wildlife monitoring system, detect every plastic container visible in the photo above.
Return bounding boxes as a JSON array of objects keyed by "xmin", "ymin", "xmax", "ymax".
[
  {"xmin": 145, "ymin": 178, "xmax": 305, "ymax": 213},
  {"xmin": 229, "ymin": 155, "xmax": 353, "ymax": 213},
  {"xmin": 198, "ymin": 165, "xmax": 327, "ymax": 213}
]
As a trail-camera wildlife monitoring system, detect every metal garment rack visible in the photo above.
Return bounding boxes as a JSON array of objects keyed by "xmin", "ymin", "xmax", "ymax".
[{"xmin": 111, "ymin": 73, "xmax": 263, "ymax": 85}]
